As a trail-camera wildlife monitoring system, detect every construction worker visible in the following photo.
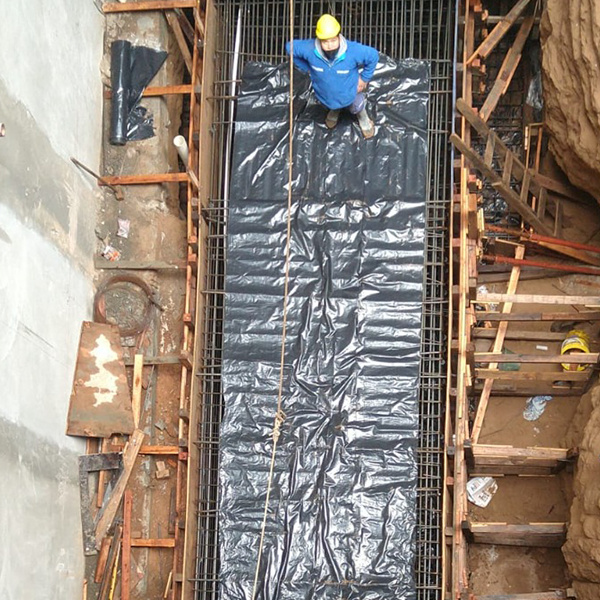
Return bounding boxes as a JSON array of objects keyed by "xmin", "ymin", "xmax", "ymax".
[{"xmin": 285, "ymin": 14, "xmax": 379, "ymax": 138}]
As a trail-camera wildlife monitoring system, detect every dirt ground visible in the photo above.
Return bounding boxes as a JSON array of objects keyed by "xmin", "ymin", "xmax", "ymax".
[{"xmin": 468, "ymin": 192, "xmax": 600, "ymax": 595}]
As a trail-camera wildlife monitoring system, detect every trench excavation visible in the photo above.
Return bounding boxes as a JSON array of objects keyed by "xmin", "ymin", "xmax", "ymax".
[
  {"xmin": 189, "ymin": 3, "xmax": 453, "ymax": 600},
  {"xmin": 13, "ymin": 1, "xmax": 600, "ymax": 599}
]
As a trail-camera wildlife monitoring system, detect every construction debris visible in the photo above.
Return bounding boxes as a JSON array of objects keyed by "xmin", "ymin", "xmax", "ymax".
[
  {"xmin": 467, "ymin": 476, "xmax": 498, "ymax": 508},
  {"xmin": 155, "ymin": 461, "xmax": 170, "ymax": 480}
]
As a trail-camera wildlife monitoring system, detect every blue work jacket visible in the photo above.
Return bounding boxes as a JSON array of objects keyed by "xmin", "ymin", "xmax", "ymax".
[{"xmin": 285, "ymin": 36, "xmax": 379, "ymax": 110}]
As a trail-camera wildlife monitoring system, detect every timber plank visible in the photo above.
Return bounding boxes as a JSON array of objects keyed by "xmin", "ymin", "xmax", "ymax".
[
  {"xmin": 122, "ymin": 491, "xmax": 132, "ymax": 600},
  {"xmin": 103, "ymin": 0, "xmax": 197, "ymax": 13},
  {"xmin": 472, "ymin": 246, "xmax": 523, "ymax": 443},
  {"xmin": 479, "ymin": 15, "xmax": 535, "ymax": 122},
  {"xmin": 476, "ymin": 311, "xmax": 600, "ymax": 321},
  {"xmin": 95, "ymin": 429, "xmax": 144, "ymax": 549},
  {"xmin": 467, "ymin": 0, "xmax": 533, "ymax": 62},
  {"xmin": 100, "ymin": 173, "xmax": 188, "ymax": 186},
  {"xmin": 131, "ymin": 538, "xmax": 176, "ymax": 548},
  {"xmin": 477, "ymin": 292, "xmax": 600, "ymax": 305},
  {"xmin": 104, "ymin": 84, "xmax": 193, "ymax": 98},
  {"xmin": 475, "ymin": 353, "xmax": 599, "ymax": 364},
  {"xmin": 472, "ymin": 328, "xmax": 566, "ymax": 342},
  {"xmin": 475, "ymin": 369, "xmax": 588, "ymax": 382},
  {"xmin": 463, "ymin": 521, "xmax": 566, "ymax": 547},
  {"xmin": 131, "ymin": 355, "xmax": 144, "ymax": 429}
]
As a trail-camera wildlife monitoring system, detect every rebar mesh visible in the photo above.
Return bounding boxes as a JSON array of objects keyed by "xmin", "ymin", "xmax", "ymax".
[{"xmin": 193, "ymin": 3, "xmax": 454, "ymax": 600}]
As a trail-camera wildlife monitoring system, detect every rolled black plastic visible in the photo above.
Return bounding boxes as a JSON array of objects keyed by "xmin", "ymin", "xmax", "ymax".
[{"xmin": 109, "ymin": 40, "xmax": 132, "ymax": 146}]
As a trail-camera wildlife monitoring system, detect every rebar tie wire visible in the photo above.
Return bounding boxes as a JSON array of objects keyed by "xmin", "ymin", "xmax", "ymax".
[{"xmin": 251, "ymin": 2, "xmax": 294, "ymax": 599}]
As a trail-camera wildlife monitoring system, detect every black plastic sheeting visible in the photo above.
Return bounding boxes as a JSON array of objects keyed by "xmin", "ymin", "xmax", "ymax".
[
  {"xmin": 219, "ymin": 58, "xmax": 429, "ymax": 600},
  {"xmin": 109, "ymin": 40, "xmax": 167, "ymax": 144}
]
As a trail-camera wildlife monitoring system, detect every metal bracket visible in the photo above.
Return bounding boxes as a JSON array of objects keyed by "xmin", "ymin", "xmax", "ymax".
[{"xmin": 79, "ymin": 452, "xmax": 122, "ymax": 555}]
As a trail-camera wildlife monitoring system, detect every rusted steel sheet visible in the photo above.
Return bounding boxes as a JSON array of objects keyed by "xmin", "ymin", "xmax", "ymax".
[{"xmin": 66, "ymin": 322, "xmax": 134, "ymax": 437}]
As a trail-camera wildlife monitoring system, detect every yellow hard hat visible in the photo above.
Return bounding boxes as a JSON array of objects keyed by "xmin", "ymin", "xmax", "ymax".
[
  {"xmin": 316, "ymin": 14, "xmax": 341, "ymax": 40},
  {"xmin": 561, "ymin": 330, "xmax": 591, "ymax": 372}
]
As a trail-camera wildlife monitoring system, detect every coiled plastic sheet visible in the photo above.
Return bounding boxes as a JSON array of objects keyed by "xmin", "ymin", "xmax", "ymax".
[{"xmin": 219, "ymin": 57, "xmax": 429, "ymax": 600}]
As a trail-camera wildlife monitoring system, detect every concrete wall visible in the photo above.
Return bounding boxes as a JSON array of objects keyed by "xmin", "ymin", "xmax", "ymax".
[{"xmin": 0, "ymin": 1, "xmax": 104, "ymax": 597}]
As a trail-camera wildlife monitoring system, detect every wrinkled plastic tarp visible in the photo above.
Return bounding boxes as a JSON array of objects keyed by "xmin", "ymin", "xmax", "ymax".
[
  {"xmin": 219, "ymin": 58, "xmax": 429, "ymax": 600},
  {"xmin": 109, "ymin": 40, "xmax": 167, "ymax": 144}
]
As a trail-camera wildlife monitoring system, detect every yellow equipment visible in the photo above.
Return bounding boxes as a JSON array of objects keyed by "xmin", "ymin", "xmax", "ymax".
[
  {"xmin": 561, "ymin": 329, "xmax": 591, "ymax": 372},
  {"xmin": 316, "ymin": 14, "xmax": 341, "ymax": 40}
]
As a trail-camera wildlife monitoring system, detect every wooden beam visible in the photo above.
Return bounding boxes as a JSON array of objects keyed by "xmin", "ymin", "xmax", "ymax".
[
  {"xmin": 472, "ymin": 328, "xmax": 566, "ymax": 342},
  {"xmin": 104, "ymin": 84, "xmax": 193, "ymax": 99},
  {"xmin": 99, "ymin": 173, "xmax": 188, "ymax": 186},
  {"xmin": 466, "ymin": 442, "xmax": 578, "ymax": 476},
  {"xmin": 472, "ymin": 384, "xmax": 583, "ymax": 397},
  {"xmin": 165, "ymin": 12, "xmax": 193, "ymax": 74},
  {"xmin": 475, "ymin": 369, "xmax": 589, "ymax": 382},
  {"xmin": 109, "ymin": 444, "xmax": 179, "ymax": 455},
  {"xmin": 450, "ymin": 133, "xmax": 552, "ymax": 235},
  {"xmin": 94, "ymin": 537, "xmax": 112, "ymax": 583},
  {"xmin": 131, "ymin": 538, "xmax": 176, "ymax": 548},
  {"xmin": 478, "ymin": 292, "xmax": 600, "ymax": 305},
  {"xmin": 534, "ymin": 172, "xmax": 591, "ymax": 204},
  {"xmin": 103, "ymin": 0, "xmax": 197, "ymax": 13},
  {"xmin": 97, "ymin": 526, "xmax": 122, "ymax": 600},
  {"xmin": 477, "ymin": 311, "xmax": 600, "ymax": 321},
  {"xmin": 475, "ymin": 353, "xmax": 599, "ymax": 364},
  {"xmin": 131, "ymin": 355, "xmax": 144, "ymax": 429},
  {"xmin": 121, "ymin": 491, "xmax": 133, "ymax": 600},
  {"xmin": 472, "ymin": 246, "xmax": 523, "ymax": 443},
  {"xmin": 473, "ymin": 383, "xmax": 584, "ymax": 397},
  {"xmin": 467, "ymin": 0, "xmax": 533, "ymax": 62},
  {"xmin": 181, "ymin": 3, "xmax": 213, "ymax": 599},
  {"xmin": 451, "ymin": 2, "xmax": 475, "ymax": 596},
  {"xmin": 95, "ymin": 429, "xmax": 144, "ymax": 549},
  {"xmin": 462, "ymin": 521, "xmax": 566, "ymax": 547},
  {"xmin": 537, "ymin": 240, "xmax": 600, "ymax": 268},
  {"xmin": 480, "ymin": 15, "xmax": 535, "ymax": 122}
]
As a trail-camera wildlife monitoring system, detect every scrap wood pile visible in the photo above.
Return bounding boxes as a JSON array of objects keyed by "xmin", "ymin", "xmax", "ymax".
[{"xmin": 68, "ymin": 320, "xmax": 181, "ymax": 600}]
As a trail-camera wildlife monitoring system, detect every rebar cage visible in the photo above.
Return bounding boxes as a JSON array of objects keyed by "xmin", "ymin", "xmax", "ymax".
[{"xmin": 193, "ymin": 2, "xmax": 455, "ymax": 599}]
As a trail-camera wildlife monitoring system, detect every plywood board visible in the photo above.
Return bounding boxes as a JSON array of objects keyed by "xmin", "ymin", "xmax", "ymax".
[{"xmin": 67, "ymin": 322, "xmax": 134, "ymax": 438}]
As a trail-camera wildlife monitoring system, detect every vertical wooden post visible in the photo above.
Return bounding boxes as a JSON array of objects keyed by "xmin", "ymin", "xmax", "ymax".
[
  {"xmin": 131, "ymin": 354, "xmax": 144, "ymax": 428},
  {"xmin": 122, "ymin": 490, "xmax": 133, "ymax": 600}
]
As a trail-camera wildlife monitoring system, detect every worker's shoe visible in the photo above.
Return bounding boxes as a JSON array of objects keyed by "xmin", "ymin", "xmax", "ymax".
[
  {"xmin": 325, "ymin": 109, "xmax": 340, "ymax": 129},
  {"xmin": 356, "ymin": 108, "xmax": 375, "ymax": 139}
]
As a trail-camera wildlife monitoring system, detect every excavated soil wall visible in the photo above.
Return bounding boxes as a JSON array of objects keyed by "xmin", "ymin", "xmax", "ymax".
[
  {"xmin": 541, "ymin": 0, "xmax": 600, "ymax": 203},
  {"xmin": 563, "ymin": 382, "xmax": 600, "ymax": 600}
]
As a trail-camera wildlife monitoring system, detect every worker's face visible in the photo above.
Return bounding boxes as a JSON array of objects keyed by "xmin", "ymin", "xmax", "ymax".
[{"xmin": 321, "ymin": 36, "xmax": 340, "ymax": 52}]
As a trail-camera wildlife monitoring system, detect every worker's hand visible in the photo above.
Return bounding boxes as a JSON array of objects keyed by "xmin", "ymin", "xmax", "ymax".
[{"xmin": 357, "ymin": 77, "xmax": 368, "ymax": 93}]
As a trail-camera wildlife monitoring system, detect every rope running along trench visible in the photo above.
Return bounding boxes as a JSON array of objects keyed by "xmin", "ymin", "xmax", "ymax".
[{"xmin": 250, "ymin": 2, "xmax": 295, "ymax": 599}]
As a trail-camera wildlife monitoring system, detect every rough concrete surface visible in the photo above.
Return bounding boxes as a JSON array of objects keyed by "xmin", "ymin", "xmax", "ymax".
[{"xmin": 0, "ymin": 0, "xmax": 104, "ymax": 598}]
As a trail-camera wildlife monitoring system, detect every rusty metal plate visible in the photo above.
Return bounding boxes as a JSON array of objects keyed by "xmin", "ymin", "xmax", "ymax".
[{"xmin": 66, "ymin": 322, "xmax": 134, "ymax": 438}]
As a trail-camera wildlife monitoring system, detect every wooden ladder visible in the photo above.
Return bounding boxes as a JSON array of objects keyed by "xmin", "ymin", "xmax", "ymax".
[{"xmin": 451, "ymin": 98, "xmax": 562, "ymax": 237}]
